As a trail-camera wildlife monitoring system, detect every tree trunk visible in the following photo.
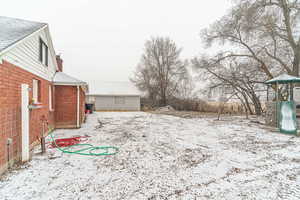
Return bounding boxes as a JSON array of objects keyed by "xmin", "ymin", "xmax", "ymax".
[
  {"xmin": 217, "ymin": 102, "xmax": 225, "ymax": 120},
  {"xmin": 292, "ymin": 46, "xmax": 300, "ymax": 76},
  {"xmin": 241, "ymin": 92, "xmax": 254, "ymax": 115},
  {"xmin": 160, "ymin": 93, "xmax": 167, "ymax": 106},
  {"xmin": 235, "ymin": 94, "xmax": 249, "ymax": 119},
  {"xmin": 253, "ymin": 101, "xmax": 262, "ymax": 116},
  {"xmin": 251, "ymin": 94, "xmax": 262, "ymax": 116}
]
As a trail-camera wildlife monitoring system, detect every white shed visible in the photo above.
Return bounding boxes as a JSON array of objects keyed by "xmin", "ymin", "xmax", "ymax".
[{"xmin": 87, "ymin": 81, "xmax": 141, "ymax": 111}]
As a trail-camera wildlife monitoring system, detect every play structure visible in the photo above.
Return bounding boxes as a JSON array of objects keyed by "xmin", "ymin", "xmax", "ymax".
[{"xmin": 265, "ymin": 74, "xmax": 300, "ymax": 135}]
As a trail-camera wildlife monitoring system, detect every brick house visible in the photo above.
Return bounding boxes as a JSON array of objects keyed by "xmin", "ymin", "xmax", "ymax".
[
  {"xmin": 0, "ymin": 16, "xmax": 87, "ymax": 175},
  {"xmin": 53, "ymin": 57, "xmax": 88, "ymax": 129}
]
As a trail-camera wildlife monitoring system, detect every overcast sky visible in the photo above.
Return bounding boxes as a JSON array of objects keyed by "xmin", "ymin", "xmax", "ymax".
[{"xmin": 2, "ymin": 0, "xmax": 231, "ymax": 83}]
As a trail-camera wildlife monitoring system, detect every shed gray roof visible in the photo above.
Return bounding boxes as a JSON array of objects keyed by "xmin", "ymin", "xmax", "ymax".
[
  {"xmin": 88, "ymin": 81, "xmax": 140, "ymax": 96},
  {"xmin": 0, "ymin": 16, "xmax": 46, "ymax": 53}
]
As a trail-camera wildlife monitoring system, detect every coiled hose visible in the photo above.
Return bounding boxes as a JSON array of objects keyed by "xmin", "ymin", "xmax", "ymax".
[{"xmin": 49, "ymin": 133, "xmax": 119, "ymax": 156}]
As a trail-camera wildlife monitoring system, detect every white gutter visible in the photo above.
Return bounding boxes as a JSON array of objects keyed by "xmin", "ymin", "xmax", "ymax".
[
  {"xmin": 77, "ymin": 85, "xmax": 80, "ymax": 128},
  {"xmin": 53, "ymin": 82, "xmax": 87, "ymax": 86}
]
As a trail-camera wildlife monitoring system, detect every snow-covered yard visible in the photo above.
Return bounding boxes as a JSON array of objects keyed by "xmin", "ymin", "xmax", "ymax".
[{"xmin": 1, "ymin": 112, "xmax": 300, "ymax": 200}]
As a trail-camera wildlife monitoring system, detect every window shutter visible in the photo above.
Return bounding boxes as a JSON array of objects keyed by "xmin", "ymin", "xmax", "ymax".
[
  {"xmin": 39, "ymin": 38, "xmax": 43, "ymax": 62},
  {"xmin": 45, "ymin": 46, "xmax": 48, "ymax": 66}
]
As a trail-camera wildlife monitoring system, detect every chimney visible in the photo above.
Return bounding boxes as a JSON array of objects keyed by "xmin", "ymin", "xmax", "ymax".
[{"xmin": 56, "ymin": 55, "xmax": 63, "ymax": 72}]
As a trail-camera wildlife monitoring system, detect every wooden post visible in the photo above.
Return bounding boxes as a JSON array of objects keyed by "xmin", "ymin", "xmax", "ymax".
[
  {"xmin": 267, "ymin": 85, "xmax": 269, "ymax": 102},
  {"xmin": 276, "ymin": 82, "xmax": 279, "ymax": 128},
  {"xmin": 276, "ymin": 82, "xmax": 279, "ymax": 102},
  {"xmin": 290, "ymin": 83, "xmax": 294, "ymax": 101},
  {"xmin": 41, "ymin": 122, "xmax": 46, "ymax": 154}
]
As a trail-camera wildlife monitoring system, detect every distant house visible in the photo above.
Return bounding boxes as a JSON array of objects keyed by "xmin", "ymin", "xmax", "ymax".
[
  {"xmin": 207, "ymin": 85, "xmax": 268, "ymax": 103},
  {"xmin": 207, "ymin": 85, "xmax": 238, "ymax": 102},
  {"xmin": 86, "ymin": 81, "xmax": 140, "ymax": 111},
  {"xmin": 0, "ymin": 16, "xmax": 87, "ymax": 174}
]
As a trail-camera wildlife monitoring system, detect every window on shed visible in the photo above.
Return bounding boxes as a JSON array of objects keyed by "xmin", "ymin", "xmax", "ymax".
[
  {"xmin": 114, "ymin": 96, "xmax": 125, "ymax": 104},
  {"xmin": 39, "ymin": 38, "xmax": 48, "ymax": 66}
]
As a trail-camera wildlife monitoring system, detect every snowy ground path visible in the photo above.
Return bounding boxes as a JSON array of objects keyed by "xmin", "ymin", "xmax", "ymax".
[{"xmin": 1, "ymin": 112, "xmax": 300, "ymax": 199}]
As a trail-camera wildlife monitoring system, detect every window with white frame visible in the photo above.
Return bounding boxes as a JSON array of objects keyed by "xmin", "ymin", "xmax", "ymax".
[
  {"xmin": 32, "ymin": 79, "xmax": 40, "ymax": 103},
  {"xmin": 39, "ymin": 38, "xmax": 48, "ymax": 66},
  {"xmin": 49, "ymin": 85, "xmax": 53, "ymax": 110},
  {"xmin": 114, "ymin": 96, "xmax": 125, "ymax": 104}
]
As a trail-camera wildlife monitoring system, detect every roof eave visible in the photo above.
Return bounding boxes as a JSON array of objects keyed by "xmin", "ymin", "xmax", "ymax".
[
  {"xmin": 53, "ymin": 82, "xmax": 88, "ymax": 86},
  {"xmin": 266, "ymin": 80, "xmax": 300, "ymax": 84}
]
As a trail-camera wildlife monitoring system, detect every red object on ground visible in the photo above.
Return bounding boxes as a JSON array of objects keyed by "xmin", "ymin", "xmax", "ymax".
[{"xmin": 49, "ymin": 136, "xmax": 89, "ymax": 148}]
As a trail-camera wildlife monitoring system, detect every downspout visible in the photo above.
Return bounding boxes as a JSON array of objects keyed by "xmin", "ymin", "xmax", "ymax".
[{"xmin": 77, "ymin": 85, "xmax": 80, "ymax": 128}]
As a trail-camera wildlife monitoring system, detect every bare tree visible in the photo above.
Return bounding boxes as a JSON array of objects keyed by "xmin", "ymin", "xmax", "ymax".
[
  {"xmin": 131, "ymin": 37, "xmax": 189, "ymax": 106},
  {"xmin": 193, "ymin": 0, "xmax": 300, "ymax": 116},
  {"xmin": 132, "ymin": 64, "xmax": 159, "ymax": 105},
  {"xmin": 201, "ymin": 0, "xmax": 300, "ymax": 78},
  {"xmin": 173, "ymin": 69, "xmax": 196, "ymax": 100},
  {"xmin": 192, "ymin": 56, "xmax": 266, "ymax": 115}
]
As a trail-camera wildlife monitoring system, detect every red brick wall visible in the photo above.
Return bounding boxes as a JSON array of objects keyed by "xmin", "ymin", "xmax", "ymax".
[
  {"xmin": 54, "ymin": 85, "xmax": 76, "ymax": 127},
  {"xmin": 0, "ymin": 60, "xmax": 54, "ymax": 173},
  {"xmin": 54, "ymin": 85, "xmax": 86, "ymax": 128}
]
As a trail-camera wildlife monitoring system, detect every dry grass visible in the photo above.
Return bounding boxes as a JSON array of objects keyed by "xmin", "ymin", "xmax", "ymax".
[{"xmin": 148, "ymin": 110, "xmax": 243, "ymax": 119}]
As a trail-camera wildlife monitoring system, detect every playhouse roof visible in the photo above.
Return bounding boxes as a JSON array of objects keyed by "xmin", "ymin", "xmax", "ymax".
[{"xmin": 265, "ymin": 74, "xmax": 300, "ymax": 84}]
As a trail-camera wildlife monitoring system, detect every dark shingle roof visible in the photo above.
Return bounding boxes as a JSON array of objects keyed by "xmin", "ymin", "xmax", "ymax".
[{"xmin": 0, "ymin": 16, "xmax": 46, "ymax": 53}]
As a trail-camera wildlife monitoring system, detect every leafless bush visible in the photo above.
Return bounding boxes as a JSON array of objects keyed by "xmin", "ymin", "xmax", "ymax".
[{"xmin": 167, "ymin": 98, "xmax": 204, "ymax": 111}]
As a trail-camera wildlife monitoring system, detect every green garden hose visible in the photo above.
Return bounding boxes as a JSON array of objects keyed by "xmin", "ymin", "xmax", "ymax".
[{"xmin": 49, "ymin": 133, "xmax": 119, "ymax": 156}]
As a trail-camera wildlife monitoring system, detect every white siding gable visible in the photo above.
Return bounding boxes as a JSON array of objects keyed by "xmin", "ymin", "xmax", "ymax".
[{"xmin": 1, "ymin": 26, "xmax": 57, "ymax": 81}]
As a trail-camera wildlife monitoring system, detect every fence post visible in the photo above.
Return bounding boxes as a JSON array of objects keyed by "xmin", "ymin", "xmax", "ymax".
[{"xmin": 21, "ymin": 84, "xmax": 30, "ymax": 162}]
